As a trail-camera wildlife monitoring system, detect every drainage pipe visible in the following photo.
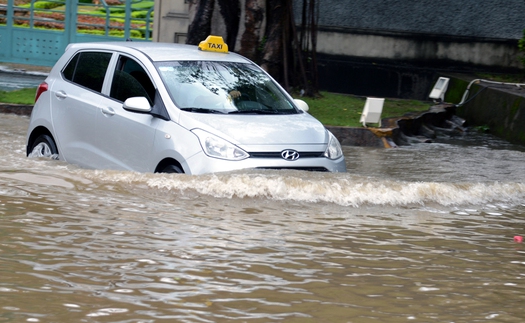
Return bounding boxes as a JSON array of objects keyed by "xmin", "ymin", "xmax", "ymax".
[{"xmin": 457, "ymin": 79, "xmax": 525, "ymax": 107}]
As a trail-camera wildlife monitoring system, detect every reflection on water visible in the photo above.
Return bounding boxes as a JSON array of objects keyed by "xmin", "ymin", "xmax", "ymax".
[{"xmin": 1, "ymin": 114, "xmax": 525, "ymax": 322}]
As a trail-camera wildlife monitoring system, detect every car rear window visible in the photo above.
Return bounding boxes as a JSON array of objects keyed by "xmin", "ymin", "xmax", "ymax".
[{"xmin": 62, "ymin": 51, "xmax": 112, "ymax": 93}]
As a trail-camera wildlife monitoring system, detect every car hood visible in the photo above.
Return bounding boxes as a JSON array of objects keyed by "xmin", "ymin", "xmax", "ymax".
[{"xmin": 179, "ymin": 112, "xmax": 328, "ymax": 146}]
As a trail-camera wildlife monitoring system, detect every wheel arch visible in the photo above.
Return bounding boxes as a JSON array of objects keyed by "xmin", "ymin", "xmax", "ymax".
[
  {"xmin": 26, "ymin": 126, "xmax": 56, "ymax": 156},
  {"xmin": 154, "ymin": 158, "xmax": 185, "ymax": 173}
]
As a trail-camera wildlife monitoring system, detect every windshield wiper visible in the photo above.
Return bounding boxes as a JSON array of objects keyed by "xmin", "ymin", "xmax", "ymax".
[
  {"xmin": 228, "ymin": 109, "xmax": 285, "ymax": 115},
  {"xmin": 180, "ymin": 107, "xmax": 226, "ymax": 114}
]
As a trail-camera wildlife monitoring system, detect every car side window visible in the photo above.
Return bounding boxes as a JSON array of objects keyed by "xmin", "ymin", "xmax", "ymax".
[
  {"xmin": 110, "ymin": 56, "xmax": 155, "ymax": 105},
  {"xmin": 62, "ymin": 51, "xmax": 112, "ymax": 92}
]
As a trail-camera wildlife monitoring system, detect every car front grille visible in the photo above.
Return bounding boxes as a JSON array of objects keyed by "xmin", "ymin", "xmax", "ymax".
[
  {"xmin": 249, "ymin": 151, "xmax": 329, "ymax": 172},
  {"xmin": 249, "ymin": 152, "xmax": 325, "ymax": 158}
]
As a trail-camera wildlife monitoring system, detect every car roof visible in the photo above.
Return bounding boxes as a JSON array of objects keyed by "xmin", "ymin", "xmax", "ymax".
[{"xmin": 65, "ymin": 41, "xmax": 250, "ymax": 64}]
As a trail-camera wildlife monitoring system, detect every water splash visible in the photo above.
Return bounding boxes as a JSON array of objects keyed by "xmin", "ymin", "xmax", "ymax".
[{"xmin": 81, "ymin": 170, "xmax": 525, "ymax": 207}]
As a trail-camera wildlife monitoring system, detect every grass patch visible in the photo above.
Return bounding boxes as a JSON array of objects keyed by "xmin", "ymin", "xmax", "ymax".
[
  {"xmin": 0, "ymin": 87, "xmax": 36, "ymax": 105},
  {"xmin": 295, "ymin": 92, "xmax": 431, "ymax": 127}
]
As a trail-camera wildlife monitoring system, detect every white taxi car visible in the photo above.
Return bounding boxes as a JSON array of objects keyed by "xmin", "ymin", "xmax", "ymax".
[{"xmin": 26, "ymin": 36, "xmax": 346, "ymax": 174}]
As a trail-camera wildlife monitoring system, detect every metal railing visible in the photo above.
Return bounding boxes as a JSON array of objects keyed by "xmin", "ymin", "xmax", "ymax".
[
  {"xmin": 0, "ymin": 0, "xmax": 153, "ymax": 39},
  {"xmin": 0, "ymin": 0, "xmax": 153, "ymax": 66}
]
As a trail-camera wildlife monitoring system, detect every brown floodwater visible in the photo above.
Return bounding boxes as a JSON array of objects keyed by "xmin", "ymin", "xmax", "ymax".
[{"xmin": 1, "ymin": 113, "xmax": 525, "ymax": 322}]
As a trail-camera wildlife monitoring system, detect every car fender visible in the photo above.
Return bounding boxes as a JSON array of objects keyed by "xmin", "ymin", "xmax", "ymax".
[
  {"xmin": 26, "ymin": 90, "xmax": 64, "ymax": 159},
  {"xmin": 149, "ymin": 120, "xmax": 202, "ymax": 174}
]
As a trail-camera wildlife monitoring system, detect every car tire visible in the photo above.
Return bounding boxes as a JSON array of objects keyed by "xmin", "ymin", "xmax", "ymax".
[
  {"xmin": 161, "ymin": 164, "xmax": 184, "ymax": 174},
  {"xmin": 28, "ymin": 134, "xmax": 59, "ymax": 159}
]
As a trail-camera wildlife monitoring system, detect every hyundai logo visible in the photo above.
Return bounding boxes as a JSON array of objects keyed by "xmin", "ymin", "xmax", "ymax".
[{"xmin": 281, "ymin": 149, "xmax": 300, "ymax": 161}]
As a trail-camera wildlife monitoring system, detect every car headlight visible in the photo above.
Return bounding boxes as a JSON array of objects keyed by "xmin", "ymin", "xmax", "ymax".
[
  {"xmin": 192, "ymin": 129, "xmax": 249, "ymax": 160},
  {"xmin": 324, "ymin": 130, "xmax": 343, "ymax": 160}
]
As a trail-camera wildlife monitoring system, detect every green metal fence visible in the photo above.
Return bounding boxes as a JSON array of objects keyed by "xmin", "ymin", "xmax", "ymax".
[{"xmin": 0, "ymin": 0, "xmax": 153, "ymax": 66}]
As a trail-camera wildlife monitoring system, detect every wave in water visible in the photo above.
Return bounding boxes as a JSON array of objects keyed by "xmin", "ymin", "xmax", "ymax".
[{"xmin": 82, "ymin": 170, "xmax": 525, "ymax": 207}]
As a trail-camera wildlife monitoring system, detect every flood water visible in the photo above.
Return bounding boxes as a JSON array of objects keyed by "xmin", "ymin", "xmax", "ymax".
[{"xmin": 1, "ymin": 113, "xmax": 525, "ymax": 322}]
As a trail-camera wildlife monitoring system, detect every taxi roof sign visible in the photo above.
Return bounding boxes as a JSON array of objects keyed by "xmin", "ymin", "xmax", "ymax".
[{"xmin": 198, "ymin": 35, "xmax": 229, "ymax": 53}]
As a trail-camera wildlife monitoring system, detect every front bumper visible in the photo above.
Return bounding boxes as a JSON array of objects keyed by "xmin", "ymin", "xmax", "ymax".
[{"xmin": 184, "ymin": 151, "xmax": 347, "ymax": 175}]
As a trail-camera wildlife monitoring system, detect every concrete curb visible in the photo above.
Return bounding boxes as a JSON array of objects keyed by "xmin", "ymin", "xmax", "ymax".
[
  {"xmin": 0, "ymin": 103, "xmax": 33, "ymax": 116},
  {"xmin": 326, "ymin": 126, "xmax": 395, "ymax": 148}
]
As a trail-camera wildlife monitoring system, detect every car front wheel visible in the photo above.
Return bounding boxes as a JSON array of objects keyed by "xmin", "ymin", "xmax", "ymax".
[{"xmin": 28, "ymin": 134, "xmax": 59, "ymax": 159}]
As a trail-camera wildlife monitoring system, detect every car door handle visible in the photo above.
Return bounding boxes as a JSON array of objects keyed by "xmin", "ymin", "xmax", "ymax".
[
  {"xmin": 101, "ymin": 107, "xmax": 115, "ymax": 116},
  {"xmin": 55, "ymin": 90, "xmax": 67, "ymax": 100}
]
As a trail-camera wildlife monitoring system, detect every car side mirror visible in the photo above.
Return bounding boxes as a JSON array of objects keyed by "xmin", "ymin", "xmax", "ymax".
[
  {"xmin": 123, "ymin": 97, "xmax": 152, "ymax": 113},
  {"xmin": 293, "ymin": 99, "xmax": 309, "ymax": 112}
]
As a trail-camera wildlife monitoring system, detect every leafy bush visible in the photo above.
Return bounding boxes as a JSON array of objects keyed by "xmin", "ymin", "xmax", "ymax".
[
  {"xmin": 94, "ymin": 1, "xmax": 153, "ymax": 14},
  {"xmin": 132, "ymin": 10, "xmax": 154, "ymax": 19},
  {"xmin": 78, "ymin": 28, "xmax": 142, "ymax": 39},
  {"xmin": 104, "ymin": 7, "xmax": 125, "ymax": 14},
  {"xmin": 131, "ymin": 1, "xmax": 154, "ymax": 10},
  {"xmin": 33, "ymin": 1, "xmax": 65, "ymax": 10}
]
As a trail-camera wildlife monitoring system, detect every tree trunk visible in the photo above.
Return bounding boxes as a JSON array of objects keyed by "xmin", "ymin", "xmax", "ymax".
[
  {"xmin": 239, "ymin": 0, "xmax": 265, "ymax": 61},
  {"xmin": 217, "ymin": 0, "xmax": 241, "ymax": 51},
  {"xmin": 261, "ymin": 0, "xmax": 287, "ymax": 82},
  {"xmin": 307, "ymin": 0, "xmax": 319, "ymax": 95},
  {"xmin": 295, "ymin": 0, "xmax": 319, "ymax": 96},
  {"xmin": 186, "ymin": 0, "xmax": 215, "ymax": 45},
  {"xmin": 288, "ymin": 0, "xmax": 309, "ymax": 94}
]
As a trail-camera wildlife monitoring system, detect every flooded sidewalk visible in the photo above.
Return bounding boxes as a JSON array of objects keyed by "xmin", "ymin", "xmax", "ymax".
[{"xmin": 0, "ymin": 63, "xmax": 49, "ymax": 92}]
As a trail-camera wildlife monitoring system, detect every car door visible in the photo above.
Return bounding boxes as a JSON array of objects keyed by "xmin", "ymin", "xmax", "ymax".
[
  {"xmin": 50, "ymin": 51, "xmax": 113, "ymax": 168},
  {"xmin": 94, "ymin": 54, "xmax": 158, "ymax": 172}
]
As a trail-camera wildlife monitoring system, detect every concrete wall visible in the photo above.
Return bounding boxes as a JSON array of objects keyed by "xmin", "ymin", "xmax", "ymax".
[
  {"xmin": 316, "ymin": 29, "xmax": 520, "ymax": 69},
  {"xmin": 456, "ymin": 82, "xmax": 525, "ymax": 145},
  {"xmin": 153, "ymin": 0, "xmax": 189, "ymax": 44}
]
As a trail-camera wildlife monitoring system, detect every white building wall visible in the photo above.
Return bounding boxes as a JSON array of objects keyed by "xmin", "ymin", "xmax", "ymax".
[
  {"xmin": 153, "ymin": 0, "xmax": 189, "ymax": 43},
  {"xmin": 316, "ymin": 29, "xmax": 520, "ymax": 68}
]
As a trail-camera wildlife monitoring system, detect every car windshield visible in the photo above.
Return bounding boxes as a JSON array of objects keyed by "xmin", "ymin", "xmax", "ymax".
[{"xmin": 155, "ymin": 61, "xmax": 300, "ymax": 114}]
